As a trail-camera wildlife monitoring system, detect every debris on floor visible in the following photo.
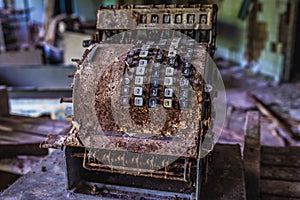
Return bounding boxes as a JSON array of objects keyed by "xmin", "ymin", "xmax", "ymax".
[{"xmin": 217, "ymin": 57, "xmax": 300, "ymax": 148}]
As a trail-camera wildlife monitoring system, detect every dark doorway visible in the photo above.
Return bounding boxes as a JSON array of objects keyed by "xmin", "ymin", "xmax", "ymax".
[{"xmin": 291, "ymin": 1, "xmax": 300, "ymax": 81}]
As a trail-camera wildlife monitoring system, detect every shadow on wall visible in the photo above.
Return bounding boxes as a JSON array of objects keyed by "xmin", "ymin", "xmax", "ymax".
[{"xmin": 217, "ymin": 20, "xmax": 244, "ymax": 44}]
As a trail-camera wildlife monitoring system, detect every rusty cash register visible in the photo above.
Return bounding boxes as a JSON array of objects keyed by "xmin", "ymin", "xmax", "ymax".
[{"xmin": 43, "ymin": 4, "xmax": 220, "ymax": 200}]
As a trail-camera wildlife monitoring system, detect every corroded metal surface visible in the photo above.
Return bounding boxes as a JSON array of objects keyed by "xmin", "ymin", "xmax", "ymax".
[
  {"xmin": 72, "ymin": 40, "xmax": 210, "ymax": 158},
  {"xmin": 72, "ymin": 43, "xmax": 133, "ymax": 149},
  {"xmin": 68, "ymin": 32, "xmax": 216, "ymax": 195},
  {"xmin": 97, "ymin": 4, "xmax": 218, "ymax": 56},
  {"xmin": 83, "ymin": 148, "xmax": 196, "ymax": 182},
  {"xmin": 0, "ymin": 144, "xmax": 247, "ymax": 200},
  {"xmin": 97, "ymin": 4, "xmax": 217, "ymax": 30}
]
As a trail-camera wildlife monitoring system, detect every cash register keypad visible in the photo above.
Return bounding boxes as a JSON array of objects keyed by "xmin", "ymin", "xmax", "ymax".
[{"xmin": 121, "ymin": 40, "xmax": 195, "ymax": 110}]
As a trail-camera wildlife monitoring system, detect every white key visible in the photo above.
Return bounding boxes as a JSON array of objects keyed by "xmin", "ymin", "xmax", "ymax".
[
  {"xmin": 165, "ymin": 67, "xmax": 174, "ymax": 76},
  {"xmin": 134, "ymin": 86, "xmax": 143, "ymax": 96},
  {"xmin": 134, "ymin": 97, "xmax": 143, "ymax": 107},
  {"xmin": 168, "ymin": 50, "xmax": 176, "ymax": 58},
  {"xmin": 138, "ymin": 59, "xmax": 148, "ymax": 67},
  {"xmin": 136, "ymin": 67, "xmax": 145, "ymax": 75},
  {"xmin": 139, "ymin": 50, "xmax": 148, "ymax": 58},
  {"xmin": 164, "ymin": 88, "xmax": 173, "ymax": 97},
  {"xmin": 164, "ymin": 77, "xmax": 173, "ymax": 86},
  {"xmin": 135, "ymin": 76, "xmax": 144, "ymax": 85}
]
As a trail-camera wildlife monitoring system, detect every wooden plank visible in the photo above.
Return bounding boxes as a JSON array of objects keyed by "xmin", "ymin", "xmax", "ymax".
[
  {"xmin": 2, "ymin": 115, "xmax": 71, "ymax": 126},
  {"xmin": 248, "ymin": 94, "xmax": 300, "ymax": 141},
  {"xmin": 262, "ymin": 146, "xmax": 300, "ymax": 156},
  {"xmin": 0, "ymin": 130, "xmax": 45, "ymax": 144},
  {"xmin": 261, "ymin": 165, "xmax": 300, "ymax": 182},
  {"xmin": 261, "ymin": 194, "xmax": 300, "ymax": 200},
  {"xmin": 30, "ymin": 123, "xmax": 71, "ymax": 137},
  {"xmin": 260, "ymin": 179, "xmax": 300, "ymax": 198},
  {"xmin": 0, "ymin": 116, "xmax": 72, "ymax": 137},
  {"xmin": 243, "ymin": 111, "xmax": 261, "ymax": 200},
  {"xmin": 0, "ymin": 117, "xmax": 71, "ymax": 137},
  {"xmin": 0, "ymin": 115, "xmax": 71, "ymax": 157},
  {"xmin": 0, "ymin": 143, "xmax": 48, "ymax": 158},
  {"xmin": 261, "ymin": 146, "xmax": 300, "ymax": 168},
  {"xmin": 0, "ymin": 85, "xmax": 9, "ymax": 116},
  {"xmin": 261, "ymin": 153, "xmax": 300, "ymax": 168},
  {"xmin": 201, "ymin": 144, "xmax": 246, "ymax": 200}
]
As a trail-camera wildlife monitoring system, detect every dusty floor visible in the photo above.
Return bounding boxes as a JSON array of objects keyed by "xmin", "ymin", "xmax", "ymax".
[{"xmin": 216, "ymin": 58, "xmax": 300, "ymax": 149}]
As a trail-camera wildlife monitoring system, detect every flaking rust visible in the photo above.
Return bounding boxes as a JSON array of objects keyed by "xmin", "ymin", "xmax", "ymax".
[{"xmin": 64, "ymin": 121, "xmax": 84, "ymax": 147}]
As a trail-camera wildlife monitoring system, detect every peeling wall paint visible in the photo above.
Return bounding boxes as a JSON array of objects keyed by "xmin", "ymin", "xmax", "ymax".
[{"xmin": 255, "ymin": 0, "xmax": 288, "ymax": 82}]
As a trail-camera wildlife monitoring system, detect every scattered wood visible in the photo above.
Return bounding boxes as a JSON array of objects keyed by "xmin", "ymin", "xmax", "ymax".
[
  {"xmin": 260, "ymin": 146, "xmax": 300, "ymax": 199},
  {"xmin": 261, "ymin": 146, "xmax": 300, "ymax": 167},
  {"xmin": 280, "ymin": 114, "xmax": 300, "ymax": 127},
  {"xmin": 248, "ymin": 94, "xmax": 300, "ymax": 142},
  {"xmin": 243, "ymin": 111, "xmax": 261, "ymax": 200},
  {"xmin": 0, "ymin": 115, "xmax": 72, "ymax": 158},
  {"xmin": 261, "ymin": 194, "xmax": 299, "ymax": 200},
  {"xmin": 0, "ymin": 143, "xmax": 48, "ymax": 158},
  {"xmin": 261, "ymin": 165, "xmax": 300, "ymax": 182},
  {"xmin": 218, "ymin": 128, "xmax": 244, "ymax": 144},
  {"xmin": 201, "ymin": 144, "xmax": 246, "ymax": 200},
  {"xmin": 260, "ymin": 179, "xmax": 300, "ymax": 198},
  {"xmin": 262, "ymin": 146, "xmax": 300, "ymax": 155},
  {"xmin": 0, "ymin": 86, "xmax": 72, "ymax": 158},
  {"xmin": 270, "ymin": 128, "xmax": 290, "ymax": 146}
]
